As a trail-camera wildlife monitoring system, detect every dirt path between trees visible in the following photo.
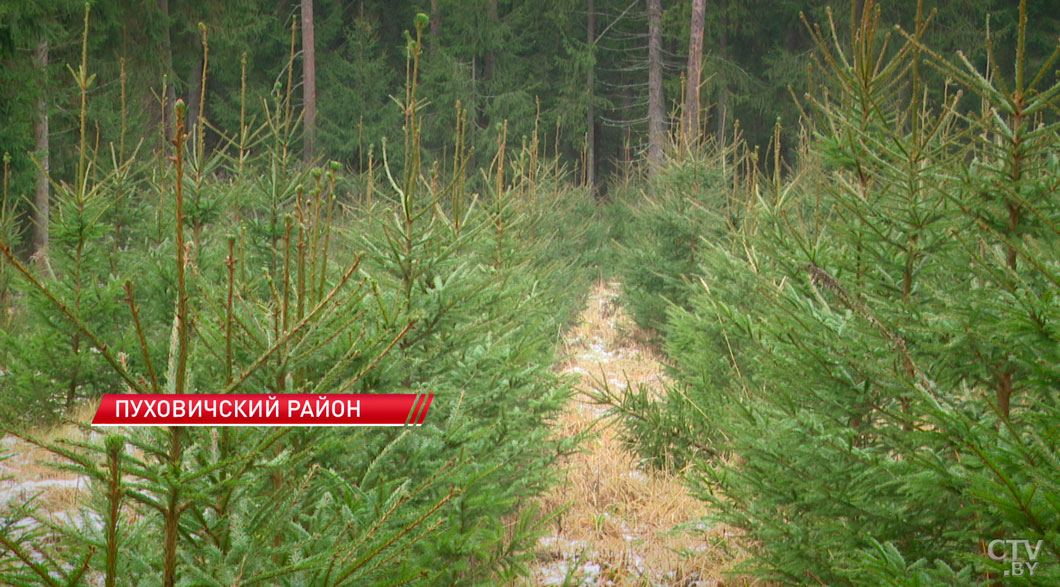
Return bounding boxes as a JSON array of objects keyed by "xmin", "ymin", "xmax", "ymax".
[{"xmin": 525, "ymin": 281, "xmax": 746, "ymax": 586}]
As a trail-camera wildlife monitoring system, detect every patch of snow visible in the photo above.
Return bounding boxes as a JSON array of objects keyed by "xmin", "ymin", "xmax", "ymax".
[
  {"xmin": 51, "ymin": 509, "xmax": 105, "ymax": 533},
  {"xmin": 588, "ymin": 342, "xmax": 614, "ymax": 357},
  {"xmin": 534, "ymin": 563, "xmax": 573, "ymax": 585},
  {"xmin": 0, "ymin": 477, "xmax": 89, "ymax": 506},
  {"xmin": 689, "ymin": 520, "xmax": 713, "ymax": 532},
  {"xmin": 582, "ymin": 562, "xmax": 601, "ymax": 576}
]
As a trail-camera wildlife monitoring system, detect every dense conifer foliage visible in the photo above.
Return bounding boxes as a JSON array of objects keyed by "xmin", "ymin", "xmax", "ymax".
[
  {"xmin": 608, "ymin": 1, "xmax": 1060, "ymax": 583},
  {"xmin": 0, "ymin": 12, "xmax": 601, "ymax": 584}
]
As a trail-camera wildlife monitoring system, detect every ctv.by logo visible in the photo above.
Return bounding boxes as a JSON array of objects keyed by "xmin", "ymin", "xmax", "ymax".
[{"xmin": 987, "ymin": 539, "xmax": 1043, "ymax": 577}]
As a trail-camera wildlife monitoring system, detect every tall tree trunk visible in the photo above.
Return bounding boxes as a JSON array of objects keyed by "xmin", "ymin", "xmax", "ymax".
[
  {"xmin": 683, "ymin": 0, "xmax": 706, "ymax": 145},
  {"xmin": 586, "ymin": 0, "xmax": 595, "ymax": 191},
  {"xmin": 622, "ymin": 82, "xmax": 634, "ymax": 171},
  {"xmin": 475, "ymin": 0, "xmax": 499, "ymax": 130},
  {"xmin": 716, "ymin": 0, "xmax": 729, "ymax": 146},
  {"xmin": 185, "ymin": 33, "xmax": 204, "ymax": 145},
  {"xmin": 484, "ymin": 0, "xmax": 498, "ymax": 82},
  {"xmin": 302, "ymin": 0, "xmax": 316, "ymax": 162},
  {"xmin": 31, "ymin": 39, "xmax": 49, "ymax": 266},
  {"xmin": 647, "ymin": 0, "xmax": 664, "ymax": 172},
  {"xmin": 158, "ymin": 0, "xmax": 177, "ymax": 143},
  {"xmin": 429, "ymin": 0, "xmax": 441, "ymax": 52}
]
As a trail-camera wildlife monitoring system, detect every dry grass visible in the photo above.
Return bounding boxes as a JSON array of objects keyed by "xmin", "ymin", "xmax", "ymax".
[
  {"xmin": 523, "ymin": 281, "xmax": 755, "ymax": 586},
  {"xmin": 1, "ymin": 401, "xmax": 100, "ymax": 515}
]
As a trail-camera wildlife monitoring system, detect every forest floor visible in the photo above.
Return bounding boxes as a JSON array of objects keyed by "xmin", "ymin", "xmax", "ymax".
[
  {"xmin": 525, "ymin": 281, "xmax": 750, "ymax": 586},
  {"xmin": 0, "ymin": 403, "xmax": 99, "ymax": 534}
]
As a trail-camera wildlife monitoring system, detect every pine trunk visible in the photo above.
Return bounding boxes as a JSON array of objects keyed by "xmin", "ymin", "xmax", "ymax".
[
  {"xmin": 622, "ymin": 84, "xmax": 634, "ymax": 170},
  {"xmin": 430, "ymin": 0, "xmax": 441, "ymax": 51},
  {"xmin": 684, "ymin": 0, "xmax": 706, "ymax": 145},
  {"xmin": 185, "ymin": 43, "xmax": 204, "ymax": 138},
  {"xmin": 158, "ymin": 0, "xmax": 177, "ymax": 143},
  {"xmin": 716, "ymin": 0, "xmax": 729, "ymax": 146},
  {"xmin": 302, "ymin": 0, "xmax": 316, "ymax": 161},
  {"xmin": 586, "ymin": 0, "xmax": 595, "ymax": 191},
  {"xmin": 647, "ymin": 0, "xmax": 664, "ymax": 171},
  {"xmin": 485, "ymin": 0, "xmax": 498, "ymax": 82},
  {"xmin": 32, "ymin": 39, "xmax": 49, "ymax": 266}
]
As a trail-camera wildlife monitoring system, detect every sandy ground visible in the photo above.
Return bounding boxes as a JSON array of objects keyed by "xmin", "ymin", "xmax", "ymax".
[{"xmin": 524, "ymin": 281, "xmax": 749, "ymax": 586}]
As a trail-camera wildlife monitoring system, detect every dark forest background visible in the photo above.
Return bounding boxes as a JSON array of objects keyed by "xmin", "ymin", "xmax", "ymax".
[{"xmin": 4, "ymin": 0, "xmax": 1056, "ymax": 213}]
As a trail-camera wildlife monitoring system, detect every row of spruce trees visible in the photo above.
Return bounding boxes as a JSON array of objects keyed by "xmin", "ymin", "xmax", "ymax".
[
  {"xmin": 5, "ymin": 1, "xmax": 1060, "ymax": 584},
  {"xmin": 0, "ymin": 13, "xmax": 607, "ymax": 585},
  {"xmin": 612, "ymin": 1, "xmax": 1060, "ymax": 584}
]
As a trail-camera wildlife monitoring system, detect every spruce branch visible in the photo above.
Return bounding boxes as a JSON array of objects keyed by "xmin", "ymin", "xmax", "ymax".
[{"xmin": 0, "ymin": 242, "xmax": 150, "ymax": 396}]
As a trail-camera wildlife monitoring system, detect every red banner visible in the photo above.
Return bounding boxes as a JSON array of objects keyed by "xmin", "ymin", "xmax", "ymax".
[{"xmin": 91, "ymin": 393, "xmax": 434, "ymax": 427}]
